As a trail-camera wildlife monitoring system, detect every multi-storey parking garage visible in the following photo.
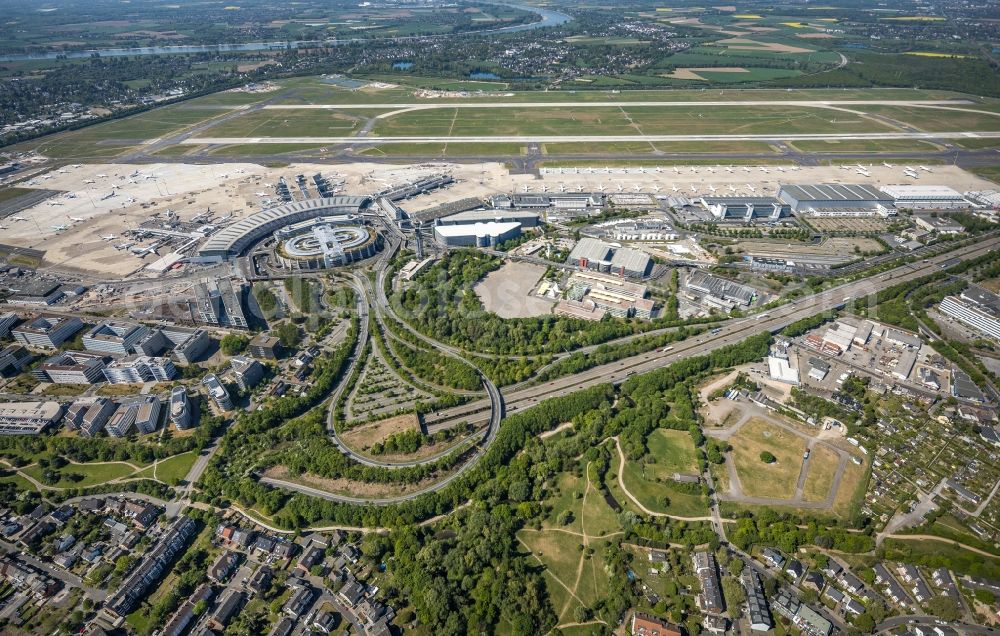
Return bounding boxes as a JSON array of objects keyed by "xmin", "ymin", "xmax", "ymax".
[
  {"xmin": 196, "ymin": 196, "xmax": 372, "ymax": 261},
  {"xmin": 274, "ymin": 217, "xmax": 382, "ymax": 270}
]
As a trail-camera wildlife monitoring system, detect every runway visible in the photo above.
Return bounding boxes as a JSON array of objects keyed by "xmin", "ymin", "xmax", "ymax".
[
  {"xmin": 260, "ymin": 99, "xmax": 976, "ymax": 110},
  {"xmin": 184, "ymin": 131, "xmax": 1000, "ymax": 145}
]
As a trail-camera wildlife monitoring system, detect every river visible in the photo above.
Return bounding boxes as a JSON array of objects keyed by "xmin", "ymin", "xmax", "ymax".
[{"xmin": 0, "ymin": 3, "xmax": 572, "ymax": 62}]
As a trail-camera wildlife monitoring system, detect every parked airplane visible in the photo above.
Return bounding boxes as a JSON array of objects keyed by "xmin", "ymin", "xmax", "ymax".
[
  {"xmin": 746, "ymin": 184, "xmax": 756, "ymax": 193},
  {"xmin": 10, "ymin": 216, "xmax": 25, "ymax": 222},
  {"xmin": 96, "ymin": 174, "xmax": 107, "ymax": 178},
  {"xmin": 68, "ymin": 216, "xmax": 85, "ymax": 222},
  {"xmin": 759, "ymin": 167, "xmax": 769, "ymax": 173},
  {"xmin": 100, "ymin": 190, "xmax": 117, "ymax": 201},
  {"xmin": 708, "ymin": 186, "xmax": 717, "ymax": 193},
  {"xmin": 100, "ymin": 234, "xmax": 117, "ymax": 241},
  {"xmin": 671, "ymin": 186, "xmax": 679, "ymax": 192},
  {"xmin": 83, "ymin": 179, "xmax": 95, "ymax": 184},
  {"xmin": 919, "ymin": 165, "xmax": 933, "ymax": 172},
  {"xmin": 883, "ymin": 162, "xmax": 894, "ymax": 168},
  {"xmin": 51, "ymin": 224, "xmax": 68, "ymax": 231}
]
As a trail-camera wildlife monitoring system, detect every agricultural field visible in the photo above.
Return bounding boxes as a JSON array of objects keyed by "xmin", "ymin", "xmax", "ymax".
[{"xmin": 729, "ymin": 418, "xmax": 807, "ymax": 500}]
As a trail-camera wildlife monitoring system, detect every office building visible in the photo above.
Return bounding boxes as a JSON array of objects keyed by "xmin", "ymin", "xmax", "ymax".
[
  {"xmin": 12, "ymin": 315, "xmax": 84, "ymax": 349},
  {"xmin": 79, "ymin": 398, "xmax": 116, "ymax": 437},
  {"xmin": 939, "ymin": 286, "xmax": 1000, "ymax": 341},
  {"xmin": 134, "ymin": 396, "xmax": 161, "ymax": 435},
  {"xmin": 0, "ymin": 402, "xmax": 64, "ymax": 435},
  {"xmin": 169, "ymin": 387, "xmax": 193, "ymax": 430},
  {"xmin": 249, "ymin": 333, "xmax": 283, "ymax": 360},
  {"xmin": 33, "ymin": 351, "xmax": 107, "ymax": 384},
  {"xmin": 102, "ymin": 356, "xmax": 177, "ymax": 385},
  {"xmin": 82, "ymin": 321, "xmax": 152, "ymax": 356},
  {"xmin": 0, "ymin": 344, "xmax": 32, "ymax": 376},
  {"xmin": 0, "ymin": 312, "xmax": 18, "ymax": 338},
  {"xmin": 159, "ymin": 325, "xmax": 210, "ymax": 364},
  {"xmin": 203, "ymin": 374, "xmax": 233, "ymax": 410},
  {"xmin": 194, "ymin": 278, "xmax": 249, "ymax": 329},
  {"xmin": 914, "ymin": 214, "xmax": 966, "ymax": 234},
  {"xmin": 231, "ymin": 356, "xmax": 264, "ymax": 391},
  {"xmin": 106, "ymin": 402, "xmax": 139, "ymax": 437},
  {"xmin": 568, "ymin": 238, "xmax": 652, "ymax": 279}
]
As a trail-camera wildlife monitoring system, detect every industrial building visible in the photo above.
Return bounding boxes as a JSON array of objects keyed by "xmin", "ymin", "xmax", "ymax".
[
  {"xmin": 0, "ymin": 402, "xmax": 64, "ymax": 435},
  {"xmin": 12, "ymin": 315, "xmax": 84, "ymax": 349},
  {"xmin": 567, "ymin": 238, "xmax": 652, "ymax": 279},
  {"xmin": 433, "ymin": 221, "xmax": 522, "ymax": 248},
  {"xmin": 778, "ymin": 184, "xmax": 895, "ymax": 216},
  {"xmin": 231, "ymin": 356, "xmax": 265, "ymax": 391},
  {"xmin": 939, "ymin": 285, "xmax": 1000, "ymax": 341},
  {"xmin": 33, "ymin": 351, "xmax": 107, "ymax": 384},
  {"xmin": 197, "ymin": 196, "xmax": 371, "ymax": 261},
  {"xmin": 880, "ymin": 185, "xmax": 970, "ymax": 210},
  {"xmin": 437, "ymin": 209, "xmax": 541, "ymax": 228},
  {"xmin": 170, "ymin": 387, "xmax": 193, "ymax": 430},
  {"xmin": 767, "ymin": 345, "xmax": 799, "ymax": 385},
  {"xmin": 914, "ymin": 214, "xmax": 966, "ymax": 234},
  {"xmin": 273, "ymin": 216, "xmax": 381, "ymax": 270},
  {"xmin": 102, "ymin": 356, "xmax": 177, "ymax": 385},
  {"xmin": 204, "ymin": 373, "xmax": 233, "ymax": 410},
  {"xmin": 194, "ymin": 279, "xmax": 249, "ymax": 329},
  {"xmin": 685, "ymin": 270, "xmax": 756, "ymax": 308},
  {"xmin": 699, "ymin": 197, "xmax": 790, "ymax": 221}
]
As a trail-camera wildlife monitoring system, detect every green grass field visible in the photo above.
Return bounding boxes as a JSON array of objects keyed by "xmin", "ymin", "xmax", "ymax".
[
  {"xmin": 22, "ymin": 461, "xmax": 138, "ymax": 488},
  {"xmin": 952, "ymin": 137, "xmax": 1000, "ymax": 150},
  {"xmin": 789, "ymin": 139, "xmax": 942, "ymax": 153},
  {"xmin": 357, "ymin": 142, "xmax": 527, "ymax": 157},
  {"xmin": 154, "ymin": 451, "xmax": 197, "ymax": 484},
  {"xmin": 730, "ymin": 418, "xmax": 806, "ymax": 500},
  {"xmin": 207, "ymin": 142, "xmax": 333, "ymax": 156},
  {"xmin": 858, "ymin": 105, "xmax": 1000, "ymax": 132},
  {"xmin": 615, "ymin": 430, "xmax": 709, "ymax": 517},
  {"xmin": 197, "ymin": 108, "xmax": 389, "ymax": 137},
  {"xmin": 645, "ymin": 429, "xmax": 700, "ymax": 478}
]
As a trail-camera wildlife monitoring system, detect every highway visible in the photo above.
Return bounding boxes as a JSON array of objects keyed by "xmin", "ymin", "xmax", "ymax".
[{"xmin": 263, "ymin": 234, "xmax": 999, "ymax": 505}]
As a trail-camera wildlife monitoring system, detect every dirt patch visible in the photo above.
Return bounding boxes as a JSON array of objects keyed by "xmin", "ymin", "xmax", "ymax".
[
  {"xmin": 474, "ymin": 260, "xmax": 553, "ymax": 318},
  {"xmin": 339, "ymin": 413, "xmax": 421, "ymax": 450},
  {"xmin": 663, "ymin": 67, "xmax": 749, "ymax": 81},
  {"xmin": 237, "ymin": 61, "xmax": 279, "ymax": 72},
  {"xmin": 715, "ymin": 37, "xmax": 815, "ymax": 54}
]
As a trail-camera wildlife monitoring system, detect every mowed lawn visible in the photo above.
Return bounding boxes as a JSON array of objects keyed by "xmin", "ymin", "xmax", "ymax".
[
  {"xmin": 858, "ymin": 105, "xmax": 1000, "ymax": 132},
  {"xmin": 730, "ymin": 418, "xmax": 806, "ymax": 499},
  {"xmin": 371, "ymin": 104, "xmax": 894, "ymax": 137},
  {"xmin": 790, "ymin": 139, "xmax": 942, "ymax": 153},
  {"xmin": 22, "ymin": 461, "xmax": 139, "ymax": 488},
  {"xmin": 616, "ymin": 431, "xmax": 709, "ymax": 518},
  {"xmin": 154, "ymin": 451, "xmax": 198, "ymax": 484},
  {"xmin": 645, "ymin": 429, "xmax": 700, "ymax": 478},
  {"xmin": 197, "ymin": 109, "xmax": 389, "ymax": 137},
  {"xmin": 801, "ymin": 445, "xmax": 839, "ymax": 502}
]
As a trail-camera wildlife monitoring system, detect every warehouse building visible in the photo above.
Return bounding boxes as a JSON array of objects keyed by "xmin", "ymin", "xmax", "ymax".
[
  {"xmin": 103, "ymin": 356, "xmax": 177, "ymax": 385},
  {"xmin": 778, "ymin": 184, "xmax": 895, "ymax": 216},
  {"xmin": 437, "ymin": 209, "xmax": 541, "ymax": 228},
  {"xmin": 699, "ymin": 197, "xmax": 790, "ymax": 221},
  {"xmin": 567, "ymin": 238, "xmax": 652, "ymax": 279},
  {"xmin": 34, "ymin": 351, "xmax": 107, "ymax": 384},
  {"xmin": 0, "ymin": 402, "xmax": 64, "ymax": 435},
  {"xmin": 433, "ymin": 221, "xmax": 522, "ymax": 248},
  {"xmin": 940, "ymin": 286, "xmax": 1000, "ymax": 341},
  {"xmin": 12, "ymin": 315, "xmax": 84, "ymax": 349},
  {"xmin": 685, "ymin": 270, "xmax": 756, "ymax": 308},
  {"xmin": 194, "ymin": 279, "xmax": 249, "ymax": 329},
  {"xmin": 914, "ymin": 214, "xmax": 966, "ymax": 234},
  {"xmin": 880, "ymin": 185, "xmax": 970, "ymax": 210}
]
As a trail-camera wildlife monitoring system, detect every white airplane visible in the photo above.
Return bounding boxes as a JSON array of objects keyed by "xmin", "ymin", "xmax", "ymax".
[
  {"xmin": 521, "ymin": 185, "xmax": 531, "ymax": 193},
  {"xmin": 672, "ymin": 167, "xmax": 680, "ymax": 174},
  {"xmin": 655, "ymin": 167, "xmax": 663, "ymax": 173},
  {"xmin": 100, "ymin": 190, "xmax": 117, "ymax": 201},
  {"xmin": 68, "ymin": 216, "xmax": 85, "ymax": 222},
  {"xmin": 96, "ymin": 174, "xmax": 107, "ymax": 178},
  {"xmin": 100, "ymin": 234, "xmax": 116, "ymax": 241},
  {"xmin": 129, "ymin": 170, "xmax": 139, "ymax": 178},
  {"xmin": 919, "ymin": 165, "xmax": 932, "ymax": 172},
  {"xmin": 759, "ymin": 167, "xmax": 769, "ymax": 173},
  {"xmin": 652, "ymin": 185, "xmax": 661, "ymax": 193},
  {"xmin": 746, "ymin": 184, "xmax": 756, "ymax": 193},
  {"xmin": 728, "ymin": 185, "xmax": 737, "ymax": 192},
  {"xmin": 707, "ymin": 167, "xmax": 715, "ymax": 173},
  {"xmin": 597, "ymin": 184, "xmax": 606, "ymax": 192},
  {"xmin": 540, "ymin": 185, "xmax": 548, "ymax": 193},
  {"xmin": 71, "ymin": 164, "xmax": 81, "ymax": 168},
  {"xmin": 726, "ymin": 166, "xmax": 734, "ymax": 173},
  {"xmin": 83, "ymin": 179, "xmax": 95, "ymax": 184},
  {"xmin": 57, "ymin": 169, "xmax": 67, "ymax": 174},
  {"xmin": 255, "ymin": 192, "xmax": 267, "ymax": 197},
  {"xmin": 856, "ymin": 169, "xmax": 870, "ymax": 176},
  {"xmin": 777, "ymin": 166, "xmax": 786, "ymax": 173},
  {"xmin": 633, "ymin": 185, "xmax": 642, "ymax": 192},
  {"xmin": 11, "ymin": 216, "xmax": 26, "ymax": 222},
  {"xmin": 115, "ymin": 242, "xmax": 134, "ymax": 250},
  {"xmin": 742, "ymin": 167, "xmax": 751, "ymax": 172},
  {"xmin": 708, "ymin": 186, "xmax": 717, "ymax": 193},
  {"xmin": 558, "ymin": 184, "xmax": 566, "ymax": 193},
  {"xmin": 690, "ymin": 185, "xmax": 698, "ymax": 193},
  {"xmin": 616, "ymin": 184, "xmax": 624, "ymax": 192},
  {"xmin": 690, "ymin": 167, "xmax": 698, "ymax": 174},
  {"xmin": 51, "ymin": 224, "xmax": 68, "ymax": 231},
  {"xmin": 123, "ymin": 197, "xmax": 135, "ymax": 205},
  {"xmin": 883, "ymin": 162, "xmax": 894, "ymax": 168},
  {"xmin": 671, "ymin": 186, "xmax": 680, "ymax": 193}
]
